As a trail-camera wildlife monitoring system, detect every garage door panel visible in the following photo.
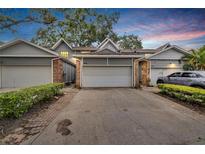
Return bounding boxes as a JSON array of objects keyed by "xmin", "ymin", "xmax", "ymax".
[
  {"xmin": 82, "ymin": 67, "xmax": 132, "ymax": 87},
  {"xmin": 151, "ymin": 68, "xmax": 182, "ymax": 86},
  {"xmin": 1, "ymin": 66, "xmax": 51, "ymax": 88}
]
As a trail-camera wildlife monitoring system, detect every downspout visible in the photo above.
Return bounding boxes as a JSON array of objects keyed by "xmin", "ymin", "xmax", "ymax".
[{"xmin": 132, "ymin": 58, "xmax": 134, "ymax": 87}]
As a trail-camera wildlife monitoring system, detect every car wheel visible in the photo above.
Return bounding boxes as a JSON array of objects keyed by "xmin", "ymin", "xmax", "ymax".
[{"xmin": 157, "ymin": 80, "xmax": 164, "ymax": 84}]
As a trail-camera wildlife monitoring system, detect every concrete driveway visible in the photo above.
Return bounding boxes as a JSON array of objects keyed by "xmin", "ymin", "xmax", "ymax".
[{"xmin": 26, "ymin": 88, "xmax": 205, "ymax": 144}]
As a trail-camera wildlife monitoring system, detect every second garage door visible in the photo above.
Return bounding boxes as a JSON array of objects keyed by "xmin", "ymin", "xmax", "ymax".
[
  {"xmin": 150, "ymin": 68, "xmax": 182, "ymax": 86},
  {"xmin": 82, "ymin": 66, "xmax": 132, "ymax": 87},
  {"xmin": 1, "ymin": 65, "xmax": 52, "ymax": 88}
]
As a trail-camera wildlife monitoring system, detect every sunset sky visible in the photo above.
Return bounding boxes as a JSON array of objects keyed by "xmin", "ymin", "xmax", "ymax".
[{"xmin": 0, "ymin": 8, "xmax": 205, "ymax": 49}]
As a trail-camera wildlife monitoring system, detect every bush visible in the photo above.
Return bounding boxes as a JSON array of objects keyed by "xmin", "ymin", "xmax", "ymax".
[
  {"xmin": 0, "ymin": 83, "xmax": 64, "ymax": 118},
  {"xmin": 158, "ymin": 84, "xmax": 205, "ymax": 105}
]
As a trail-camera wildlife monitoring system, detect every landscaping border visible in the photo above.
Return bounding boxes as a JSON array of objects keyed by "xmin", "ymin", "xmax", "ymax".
[
  {"xmin": 0, "ymin": 83, "xmax": 64, "ymax": 118},
  {"xmin": 158, "ymin": 84, "xmax": 205, "ymax": 106}
]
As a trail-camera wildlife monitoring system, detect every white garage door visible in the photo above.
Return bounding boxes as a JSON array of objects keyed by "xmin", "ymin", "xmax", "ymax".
[
  {"xmin": 82, "ymin": 66, "xmax": 132, "ymax": 87},
  {"xmin": 150, "ymin": 68, "xmax": 182, "ymax": 86},
  {"xmin": 1, "ymin": 65, "xmax": 52, "ymax": 88}
]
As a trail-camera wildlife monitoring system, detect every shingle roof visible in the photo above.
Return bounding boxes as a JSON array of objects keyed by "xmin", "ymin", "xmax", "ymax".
[
  {"xmin": 122, "ymin": 49, "xmax": 157, "ymax": 54},
  {"xmin": 75, "ymin": 51, "xmax": 144, "ymax": 55},
  {"xmin": 72, "ymin": 47, "xmax": 97, "ymax": 51}
]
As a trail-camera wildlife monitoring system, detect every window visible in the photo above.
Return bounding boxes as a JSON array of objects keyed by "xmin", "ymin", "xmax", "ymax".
[
  {"xmin": 60, "ymin": 51, "xmax": 69, "ymax": 58},
  {"xmin": 182, "ymin": 73, "xmax": 197, "ymax": 78},
  {"xmin": 168, "ymin": 72, "xmax": 181, "ymax": 77}
]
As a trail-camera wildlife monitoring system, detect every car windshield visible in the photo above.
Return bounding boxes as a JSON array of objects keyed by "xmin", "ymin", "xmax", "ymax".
[{"xmin": 168, "ymin": 72, "xmax": 181, "ymax": 77}]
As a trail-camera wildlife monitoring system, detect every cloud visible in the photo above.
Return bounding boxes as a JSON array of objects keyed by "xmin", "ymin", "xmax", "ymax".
[{"xmin": 143, "ymin": 31, "xmax": 205, "ymax": 41}]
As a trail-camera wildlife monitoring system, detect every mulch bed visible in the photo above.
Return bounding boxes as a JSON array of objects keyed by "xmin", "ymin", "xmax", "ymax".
[
  {"xmin": 156, "ymin": 92, "xmax": 205, "ymax": 115},
  {"xmin": 0, "ymin": 88, "xmax": 78, "ymax": 144}
]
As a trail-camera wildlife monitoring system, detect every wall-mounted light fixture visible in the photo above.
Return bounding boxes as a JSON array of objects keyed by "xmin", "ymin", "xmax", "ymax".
[
  {"xmin": 71, "ymin": 57, "xmax": 77, "ymax": 64},
  {"xmin": 168, "ymin": 62, "xmax": 176, "ymax": 68}
]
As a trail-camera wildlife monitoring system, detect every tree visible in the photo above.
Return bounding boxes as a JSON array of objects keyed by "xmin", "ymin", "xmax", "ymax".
[
  {"xmin": 31, "ymin": 9, "xmax": 120, "ymax": 48},
  {"xmin": 117, "ymin": 34, "xmax": 143, "ymax": 49},
  {"xmin": 0, "ymin": 9, "xmax": 57, "ymax": 33},
  {"xmin": 183, "ymin": 45, "xmax": 205, "ymax": 70}
]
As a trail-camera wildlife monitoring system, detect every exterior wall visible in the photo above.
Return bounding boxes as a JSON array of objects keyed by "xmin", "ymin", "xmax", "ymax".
[
  {"xmin": 150, "ymin": 49, "xmax": 185, "ymax": 60},
  {"xmin": 0, "ymin": 42, "xmax": 52, "ymax": 56},
  {"xmin": 150, "ymin": 59, "xmax": 184, "ymax": 69},
  {"xmin": 0, "ymin": 57, "xmax": 52, "ymax": 66},
  {"xmin": 52, "ymin": 58, "xmax": 63, "ymax": 83},
  {"xmin": 75, "ymin": 60, "xmax": 81, "ymax": 88}
]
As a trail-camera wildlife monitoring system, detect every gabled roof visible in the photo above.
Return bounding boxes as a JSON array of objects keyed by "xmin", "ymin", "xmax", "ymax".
[
  {"xmin": 97, "ymin": 38, "xmax": 120, "ymax": 51},
  {"xmin": 147, "ymin": 45, "xmax": 190, "ymax": 59},
  {"xmin": 51, "ymin": 38, "xmax": 72, "ymax": 50},
  {"xmin": 156, "ymin": 43, "xmax": 171, "ymax": 51},
  {"xmin": 0, "ymin": 39, "xmax": 58, "ymax": 57}
]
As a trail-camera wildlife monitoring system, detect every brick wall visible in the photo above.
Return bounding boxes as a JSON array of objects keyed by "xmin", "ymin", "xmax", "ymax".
[
  {"xmin": 75, "ymin": 60, "xmax": 81, "ymax": 88},
  {"xmin": 140, "ymin": 60, "xmax": 150, "ymax": 86},
  {"xmin": 52, "ymin": 58, "xmax": 63, "ymax": 83}
]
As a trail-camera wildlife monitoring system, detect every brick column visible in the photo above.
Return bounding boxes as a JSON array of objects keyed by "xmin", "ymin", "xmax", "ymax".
[
  {"xmin": 75, "ymin": 59, "xmax": 81, "ymax": 88},
  {"xmin": 141, "ymin": 60, "xmax": 151, "ymax": 86},
  {"xmin": 53, "ymin": 58, "xmax": 63, "ymax": 83},
  {"xmin": 133, "ymin": 59, "xmax": 140, "ymax": 88}
]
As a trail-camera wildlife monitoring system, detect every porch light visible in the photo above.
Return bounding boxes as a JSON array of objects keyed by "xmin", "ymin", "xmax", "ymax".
[
  {"xmin": 71, "ymin": 57, "xmax": 77, "ymax": 64},
  {"xmin": 168, "ymin": 62, "xmax": 176, "ymax": 68}
]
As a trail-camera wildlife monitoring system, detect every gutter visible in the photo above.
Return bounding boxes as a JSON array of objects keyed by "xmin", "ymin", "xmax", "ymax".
[{"xmin": 73, "ymin": 54, "xmax": 142, "ymax": 58}]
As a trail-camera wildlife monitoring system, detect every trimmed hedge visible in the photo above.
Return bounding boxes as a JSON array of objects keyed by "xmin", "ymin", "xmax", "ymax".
[
  {"xmin": 158, "ymin": 84, "xmax": 205, "ymax": 105},
  {"xmin": 0, "ymin": 83, "xmax": 64, "ymax": 118}
]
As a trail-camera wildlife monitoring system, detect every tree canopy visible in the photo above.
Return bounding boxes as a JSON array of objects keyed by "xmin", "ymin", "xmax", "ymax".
[
  {"xmin": 0, "ymin": 9, "xmax": 144, "ymax": 49},
  {"xmin": 117, "ymin": 34, "xmax": 142, "ymax": 49},
  {"xmin": 31, "ymin": 9, "xmax": 120, "ymax": 48}
]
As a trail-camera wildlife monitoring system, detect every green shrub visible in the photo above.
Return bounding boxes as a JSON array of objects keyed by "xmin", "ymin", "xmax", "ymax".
[
  {"xmin": 0, "ymin": 83, "xmax": 64, "ymax": 118},
  {"xmin": 158, "ymin": 84, "xmax": 205, "ymax": 105}
]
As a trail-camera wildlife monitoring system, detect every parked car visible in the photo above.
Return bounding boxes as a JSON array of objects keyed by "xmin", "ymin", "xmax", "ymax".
[{"xmin": 156, "ymin": 71, "xmax": 205, "ymax": 89}]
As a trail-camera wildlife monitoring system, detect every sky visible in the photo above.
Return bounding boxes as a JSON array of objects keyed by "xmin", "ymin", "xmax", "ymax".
[{"xmin": 0, "ymin": 8, "xmax": 205, "ymax": 49}]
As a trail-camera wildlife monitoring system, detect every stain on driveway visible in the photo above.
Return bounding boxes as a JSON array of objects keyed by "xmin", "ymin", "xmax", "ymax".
[{"xmin": 25, "ymin": 88, "xmax": 205, "ymax": 145}]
